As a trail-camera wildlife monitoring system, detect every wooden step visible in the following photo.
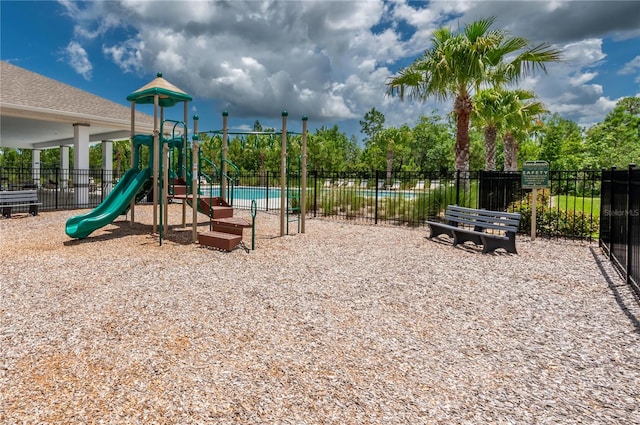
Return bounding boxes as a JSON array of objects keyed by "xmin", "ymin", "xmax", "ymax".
[
  {"xmin": 198, "ymin": 231, "xmax": 242, "ymax": 251},
  {"xmin": 209, "ymin": 206, "xmax": 233, "ymax": 219},
  {"xmin": 211, "ymin": 217, "xmax": 252, "ymax": 235},
  {"xmin": 169, "ymin": 184, "xmax": 191, "ymax": 200},
  {"xmin": 172, "ymin": 177, "xmax": 187, "ymax": 185}
]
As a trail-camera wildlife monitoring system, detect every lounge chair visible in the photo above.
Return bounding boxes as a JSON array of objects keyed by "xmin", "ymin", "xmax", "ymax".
[
  {"xmin": 429, "ymin": 179, "xmax": 441, "ymax": 190},
  {"xmin": 377, "ymin": 180, "xmax": 385, "ymax": 189},
  {"xmin": 346, "ymin": 179, "xmax": 355, "ymax": 188},
  {"xmin": 415, "ymin": 180, "xmax": 425, "ymax": 190},
  {"xmin": 337, "ymin": 178, "xmax": 345, "ymax": 187},
  {"xmin": 323, "ymin": 179, "xmax": 332, "ymax": 188},
  {"xmin": 391, "ymin": 180, "xmax": 401, "ymax": 190},
  {"xmin": 359, "ymin": 179, "xmax": 369, "ymax": 189}
]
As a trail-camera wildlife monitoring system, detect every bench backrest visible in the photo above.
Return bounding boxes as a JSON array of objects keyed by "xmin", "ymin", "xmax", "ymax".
[
  {"xmin": 445, "ymin": 205, "xmax": 520, "ymax": 233},
  {"xmin": 0, "ymin": 190, "xmax": 39, "ymax": 203}
]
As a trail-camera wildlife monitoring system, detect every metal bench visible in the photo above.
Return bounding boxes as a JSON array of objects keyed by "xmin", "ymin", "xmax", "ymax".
[
  {"xmin": 426, "ymin": 205, "xmax": 521, "ymax": 254},
  {"xmin": 0, "ymin": 190, "xmax": 42, "ymax": 218}
]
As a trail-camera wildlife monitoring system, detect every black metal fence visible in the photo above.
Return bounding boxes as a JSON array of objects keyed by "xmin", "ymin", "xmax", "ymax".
[
  {"xmin": 0, "ymin": 167, "xmax": 126, "ymax": 211},
  {"xmin": 2, "ymin": 166, "xmax": 602, "ymax": 241},
  {"xmin": 599, "ymin": 165, "xmax": 639, "ymax": 299},
  {"xmin": 297, "ymin": 169, "xmax": 602, "ymax": 241}
]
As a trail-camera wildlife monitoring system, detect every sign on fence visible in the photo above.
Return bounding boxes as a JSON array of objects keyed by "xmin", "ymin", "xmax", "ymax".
[{"xmin": 522, "ymin": 161, "xmax": 549, "ymax": 189}]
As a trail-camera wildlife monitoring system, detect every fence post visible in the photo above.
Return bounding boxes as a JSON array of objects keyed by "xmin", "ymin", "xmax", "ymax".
[
  {"xmin": 627, "ymin": 164, "xmax": 636, "ymax": 284},
  {"xmin": 100, "ymin": 168, "xmax": 105, "ymax": 203},
  {"xmin": 455, "ymin": 170, "xmax": 461, "ymax": 206},
  {"xmin": 313, "ymin": 169, "xmax": 318, "ymax": 218},
  {"xmin": 374, "ymin": 170, "xmax": 380, "ymax": 224},
  {"xmin": 55, "ymin": 167, "xmax": 60, "ymax": 210},
  {"xmin": 266, "ymin": 170, "xmax": 270, "ymax": 212},
  {"xmin": 600, "ymin": 168, "xmax": 606, "ymax": 249}
]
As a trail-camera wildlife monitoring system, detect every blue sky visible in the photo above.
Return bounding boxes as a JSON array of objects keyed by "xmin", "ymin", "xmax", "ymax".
[{"xmin": 2, "ymin": 0, "xmax": 639, "ymax": 142}]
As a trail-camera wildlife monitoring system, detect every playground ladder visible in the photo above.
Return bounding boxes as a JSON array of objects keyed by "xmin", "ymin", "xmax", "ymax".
[{"xmin": 168, "ymin": 179, "xmax": 251, "ymax": 251}]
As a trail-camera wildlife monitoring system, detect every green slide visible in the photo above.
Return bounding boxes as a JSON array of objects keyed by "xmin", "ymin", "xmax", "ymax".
[{"xmin": 65, "ymin": 167, "xmax": 152, "ymax": 239}]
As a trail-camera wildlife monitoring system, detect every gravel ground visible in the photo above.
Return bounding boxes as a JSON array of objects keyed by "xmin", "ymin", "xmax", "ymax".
[{"xmin": 1, "ymin": 205, "xmax": 639, "ymax": 424}]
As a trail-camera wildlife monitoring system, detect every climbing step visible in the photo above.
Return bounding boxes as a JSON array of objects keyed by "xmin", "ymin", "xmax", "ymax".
[
  {"xmin": 198, "ymin": 230, "xmax": 242, "ymax": 251},
  {"xmin": 170, "ymin": 184, "xmax": 189, "ymax": 199},
  {"xmin": 211, "ymin": 217, "xmax": 252, "ymax": 235}
]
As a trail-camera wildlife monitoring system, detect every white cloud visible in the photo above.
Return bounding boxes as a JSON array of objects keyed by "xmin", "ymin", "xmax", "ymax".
[
  {"xmin": 103, "ymin": 38, "xmax": 144, "ymax": 74},
  {"xmin": 619, "ymin": 56, "xmax": 640, "ymax": 75},
  {"xmin": 61, "ymin": 0, "xmax": 640, "ymax": 137},
  {"xmin": 63, "ymin": 41, "xmax": 92, "ymax": 80}
]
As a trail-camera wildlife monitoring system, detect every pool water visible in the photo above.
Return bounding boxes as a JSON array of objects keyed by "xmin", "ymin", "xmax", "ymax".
[
  {"xmin": 199, "ymin": 185, "xmax": 419, "ymax": 202},
  {"xmin": 199, "ymin": 186, "xmax": 284, "ymax": 200}
]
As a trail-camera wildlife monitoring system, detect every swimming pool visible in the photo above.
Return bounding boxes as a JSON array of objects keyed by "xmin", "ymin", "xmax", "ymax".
[
  {"xmin": 198, "ymin": 185, "xmax": 418, "ymax": 211},
  {"xmin": 199, "ymin": 186, "xmax": 284, "ymax": 200},
  {"xmin": 200, "ymin": 186, "xmax": 417, "ymax": 201}
]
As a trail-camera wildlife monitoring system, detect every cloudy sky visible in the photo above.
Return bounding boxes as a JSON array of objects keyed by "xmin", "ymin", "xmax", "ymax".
[{"xmin": 2, "ymin": 0, "xmax": 639, "ymax": 140}]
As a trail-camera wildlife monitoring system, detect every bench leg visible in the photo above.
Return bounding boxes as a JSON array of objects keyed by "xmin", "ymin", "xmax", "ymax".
[
  {"xmin": 452, "ymin": 230, "xmax": 483, "ymax": 247},
  {"xmin": 428, "ymin": 223, "xmax": 453, "ymax": 239},
  {"xmin": 2, "ymin": 207, "xmax": 11, "ymax": 218},
  {"xmin": 29, "ymin": 204, "xmax": 39, "ymax": 216},
  {"xmin": 481, "ymin": 235, "xmax": 518, "ymax": 254}
]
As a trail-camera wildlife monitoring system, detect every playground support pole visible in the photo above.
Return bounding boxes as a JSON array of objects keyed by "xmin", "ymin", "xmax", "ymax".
[
  {"xmin": 152, "ymin": 95, "xmax": 159, "ymax": 233},
  {"xmin": 280, "ymin": 111, "xmax": 288, "ymax": 237},
  {"xmin": 158, "ymin": 106, "xmax": 169, "ymax": 237},
  {"xmin": 130, "ymin": 101, "xmax": 136, "ymax": 227},
  {"xmin": 182, "ymin": 101, "xmax": 188, "ymax": 228},
  {"xmin": 192, "ymin": 132, "xmax": 199, "ymax": 243},
  {"xmin": 221, "ymin": 111, "xmax": 228, "ymax": 202},
  {"xmin": 163, "ymin": 137, "xmax": 169, "ymax": 235},
  {"xmin": 301, "ymin": 116, "xmax": 308, "ymax": 233}
]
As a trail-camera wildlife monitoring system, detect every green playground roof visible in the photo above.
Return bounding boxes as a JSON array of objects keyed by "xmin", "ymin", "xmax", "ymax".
[{"xmin": 126, "ymin": 73, "xmax": 192, "ymax": 107}]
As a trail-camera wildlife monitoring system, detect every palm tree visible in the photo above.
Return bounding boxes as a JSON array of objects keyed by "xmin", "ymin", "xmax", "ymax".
[
  {"xmin": 501, "ymin": 90, "xmax": 547, "ymax": 171},
  {"xmin": 473, "ymin": 88, "xmax": 545, "ymax": 171},
  {"xmin": 472, "ymin": 88, "xmax": 505, "ymax": 171},
  {"xmin": 386, "ymin": 17, "xmax": 561, "ymax": 175}
]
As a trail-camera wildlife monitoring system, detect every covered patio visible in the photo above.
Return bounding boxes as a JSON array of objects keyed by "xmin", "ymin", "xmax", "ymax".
[{"xmin": 0, "ymin": 60, "xmax": 154, "ymax": 204}]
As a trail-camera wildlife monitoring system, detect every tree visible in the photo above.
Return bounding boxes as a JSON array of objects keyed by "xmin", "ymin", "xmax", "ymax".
[
  {"xmin": 585, "ymin": 97, "xmax": 640, "ymax": 169},
  {"xmin": 386, "ymin": 17, "xmax": 561, "ymax": 175},
  {"xmin": 500, "ymin": 90, "xmax": 546, "ymax": 171},
  {"xmin": 307, "ymin": 125, "xmax": 359, "ymax": 171},
  {"xmin": 538, "ymin": 114, "xmax": 585, "ymax": 170},
  {"xmin": 411, "ymin": 115, "xmax": 455, "ymax": 172},
  {"xmin": 471, "ymin": 88, "xmax": 506, "ymax": 171},
  {"xmin": 360, "ymin": 125, "xmax": 413, "ymax": 174},
  {"xmin": 359, "ymin": 107, "xmax": 385, "ymax": 145}
]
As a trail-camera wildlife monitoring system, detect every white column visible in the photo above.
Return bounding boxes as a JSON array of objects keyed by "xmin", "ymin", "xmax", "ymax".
[
  {"xmin": 60, "ymin": 146, "xmax": 70, "ymax": 189},
  {"xmin": 73, "ymin": 123, "xmax": 90, "ymax": 207},
  {"xmin": 32, "ymin": 149, "xmax": 41, "ymax": 188},
  {"xmin": 102, "ymin": 140, "xmax": 113, "ymax": 195}
]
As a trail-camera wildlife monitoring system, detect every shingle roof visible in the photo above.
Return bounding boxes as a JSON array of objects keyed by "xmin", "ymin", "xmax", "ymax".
[{"xmin": 1, "ymin": 60, "xmax": 153, "ymax": 125}]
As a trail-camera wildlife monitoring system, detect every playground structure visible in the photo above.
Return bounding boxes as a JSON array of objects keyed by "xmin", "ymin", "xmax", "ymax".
[
  {"xmin": 197, "ymin": 111, "xmax": 309, "ymax": 235},
  {"xmin": 65, "ymin": 73, "xmax": 309, "ymax": 249}
]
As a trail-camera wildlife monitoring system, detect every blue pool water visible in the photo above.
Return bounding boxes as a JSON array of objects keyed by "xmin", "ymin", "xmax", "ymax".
[
  {"xmin": 232, "ymin": 187, "xmax": 283, "ymax": 200},
  {"xmin": 199, "ymin": 185, "xmax": 418, "ymax": 201},
  {"xmin": 199, "ymin": 186, "xmax": 283, "ymax": 200}
]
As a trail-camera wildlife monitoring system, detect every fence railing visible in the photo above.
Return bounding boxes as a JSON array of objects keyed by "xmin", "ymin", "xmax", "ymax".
[
  {"xmin": 599, "ymin": 165, "xmax": 639, "ymax": 299},
  {"xmin": 298, "ymin": 170, "xmax": 602, "ymax": 241},
  {"xmin": 2, "ymin": 167, "xmax": 602, "ymax": 241},
  {"xmin": 0, "ymin": 167, "xmax": 130, "ymax": 211}
]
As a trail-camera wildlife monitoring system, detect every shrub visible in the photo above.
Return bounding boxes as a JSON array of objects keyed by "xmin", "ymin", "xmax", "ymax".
[{"xmin": 510, "ymin": 202, "xmax": 599, "ymax": 239}]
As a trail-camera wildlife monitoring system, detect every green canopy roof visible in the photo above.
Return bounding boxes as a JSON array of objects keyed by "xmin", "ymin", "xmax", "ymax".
[{"xmin": 126, "ymin": 73, "xmax": 192, "ymax": 107}]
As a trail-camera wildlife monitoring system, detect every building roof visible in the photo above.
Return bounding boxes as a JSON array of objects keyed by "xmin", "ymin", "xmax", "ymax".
[{"xmin": 0, "ymin": 61, "xmax": 155, "ymax": 149}]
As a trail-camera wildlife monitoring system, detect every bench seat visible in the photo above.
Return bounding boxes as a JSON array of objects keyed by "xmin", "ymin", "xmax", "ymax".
[
  {"xmin": 0, "ymin": 190, "xmax": 42, "ymax": 218},
  {"xmin": 426, "ymin": 205, "xmax": 521, "ymax": 254}
]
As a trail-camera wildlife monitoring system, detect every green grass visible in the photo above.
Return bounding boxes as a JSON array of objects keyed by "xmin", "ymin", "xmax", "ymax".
[{"xmin": 552, "ymin": 195, "xmax": 600, "ymax": 216}]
